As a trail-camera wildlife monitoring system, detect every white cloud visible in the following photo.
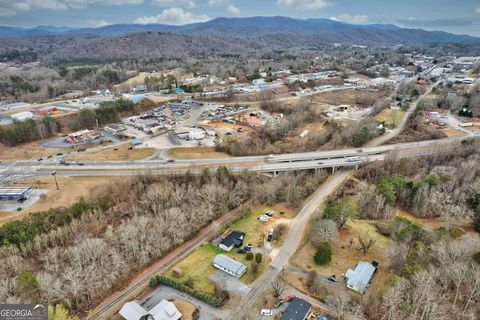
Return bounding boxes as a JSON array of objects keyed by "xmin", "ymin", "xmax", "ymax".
[
  {"xmin": 476, "ymin": 6, "xmax": 480, "ymax": 14},
  {"xmin": 207, "ymin": 0, "xmax": 228, "ymax": 5},
  {"xmin": 152, "ymin": 0, "xmax": 195, "ymax": 9},
  {"xmin": 87, "ymin": 19, "xmax": 110, "ymax": 27},
  {"xmin": 330, "ymin": 14, "xmax": 369, "ymax": 24},
  {"xmin": 277, "ymin": 0, "xmax": 333, "ymax": 11},
  {"xmin": 226, "ymin": 4, "xmax": 240, "ymax": 15},
  {"xmin": 134, "ymin": 7, "xmax": 210, "ymax": 25},
  {"xmin": 0, "ymin": 0, "xmax": 143, "ymax": 15}
]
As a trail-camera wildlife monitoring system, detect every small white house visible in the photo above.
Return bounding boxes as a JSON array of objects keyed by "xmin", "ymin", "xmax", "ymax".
[
  {"xmin": 345, "ymin": 261, "xmax": 377, "ymax": 294},
  {"xmin": 212, "ymin": 254, "xmax": 247, "ymax": 278},
  {"xmin": 11, "ymin": 111, "xmax": 34, "ymax": 121}
]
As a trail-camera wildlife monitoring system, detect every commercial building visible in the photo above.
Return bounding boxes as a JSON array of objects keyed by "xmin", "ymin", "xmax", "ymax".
[
  {"xmin": 0, "ymin": 186, "xmax": 32, "ymax": 200},
  {"xmin": 345, "ymin": 261, "xmax": 377, "ymax": 294},
  {"xmin": 212, "ymin": 254, "xmax": 247, "ymax": 278},
  {"xmin": 119, "ymin": 300, "xmax": 182, "ymax": 320},
  {"xmin": 280, "ymin": 298, "xmax": 311, "ymax": 320}
]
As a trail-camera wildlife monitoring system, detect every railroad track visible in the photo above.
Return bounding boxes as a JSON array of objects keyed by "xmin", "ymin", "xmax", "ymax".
[{"xmin": 89, "ymin": 201, "xmax": 251, "ymax": 319}]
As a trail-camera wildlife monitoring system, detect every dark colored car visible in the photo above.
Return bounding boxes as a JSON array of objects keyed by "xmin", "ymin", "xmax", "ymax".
[{"xmin": 274, "ymin": 299, "xmax": 285, "ymax": 309}]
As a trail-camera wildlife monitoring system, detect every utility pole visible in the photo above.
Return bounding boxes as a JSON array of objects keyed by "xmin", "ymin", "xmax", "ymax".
[{"xmin": 51, "ymin": 171, "xmax": 59, "ymax": 190}]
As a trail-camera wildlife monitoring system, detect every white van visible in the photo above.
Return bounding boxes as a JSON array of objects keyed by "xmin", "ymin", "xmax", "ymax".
[{"xmin": 260, "ymin": 309, "xmax": 273, "ymax": 316}]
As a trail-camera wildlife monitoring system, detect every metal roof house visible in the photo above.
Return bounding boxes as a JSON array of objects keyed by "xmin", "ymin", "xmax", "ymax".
[
  {"xmin": 218, "ymin": 231, "xmax": 245, "ymax": 252},
  {"xmin": 345, "ymin": 261, "xmax": 377, "ymax": 294},
  {"xmin": 119, "ymin": 300, "xmax": 182, "ymax": 320},
  {"xmin": 212, "ymin": 254, "xmax": 247, "ymax": 278},
  {"xmin": 280, "ymin": 297, "xmax": 312, "ymax": 320}
]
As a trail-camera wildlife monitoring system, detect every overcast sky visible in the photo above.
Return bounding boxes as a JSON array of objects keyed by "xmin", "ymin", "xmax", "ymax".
[{"xmin": 0, "ymin": 0, "xmax": 480, "ymax": 36}]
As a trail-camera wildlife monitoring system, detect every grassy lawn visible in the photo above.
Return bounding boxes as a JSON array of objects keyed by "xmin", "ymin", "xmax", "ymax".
[
  {"xmin": 165, "ymin": 243, "xmax": 221, "ymax": 293},
  {"xmin": 65, "ymin": 144, "xmax": 154, "ymax": 161},
  {"xmin": 168, "ymin": 147, "xmax": 230, "ymax": 160},
  {"xmin": 292, "ymin": 219, "xmax": 393, "ymax": 279},
  {"xmin": 230, "ymin": 204, "xmax": 294, "ymax": 248},
  {"xmin": 374, "ymin": 108, "xmax": 405, "ymax": 128},
  {"xmin": 166, "ymin": 205, "xmax": 294, "ymax": 293}
]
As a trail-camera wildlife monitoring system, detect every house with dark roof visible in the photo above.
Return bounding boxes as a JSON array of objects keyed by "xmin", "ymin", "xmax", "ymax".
[
  {"xmin": 280, "ymin": 298, "xmax": 311, "ymax": 320},
  {"xmin": 218, "ymin": 231, "xmax": 245, "ymax": 252}
]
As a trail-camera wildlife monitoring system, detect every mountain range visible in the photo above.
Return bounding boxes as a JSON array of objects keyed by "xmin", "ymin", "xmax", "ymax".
[
  {"xmin": 0, "ymin": 16, "xmax": 476, "ymax": 42},
  {"xmin": 0, "ymin": 16, "xmax": 478, "ymax": 63}
]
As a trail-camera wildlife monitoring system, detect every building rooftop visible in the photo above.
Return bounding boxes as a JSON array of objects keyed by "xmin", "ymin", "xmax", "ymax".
[
  {"xmin": 0, "ymin": 186, "xmax": 32, "ymax": 198},
  {"xmin": 280, "ymin": 298, "xmax": 311, "ymax": 320},
  {"xmin": 213, "ymin": 254, "xmax": 247, "ymax": 275},
  {"xmin": 345, "ymin": 261, "xmax": 377, "ymax": 294},
  {"xmin": 220, "ymin": 231, "xmax": 245, "ymax": 248}
]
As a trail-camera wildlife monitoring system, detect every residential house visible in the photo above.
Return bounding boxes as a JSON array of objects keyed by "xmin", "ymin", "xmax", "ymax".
[
  {"xmin": 218, "ymin": 231, "xmax": 245, "ymax": 252},
  {"xmin": 212, "ymin": 254, "xmax": 247, "ymax": 278},
  {"xmin": 119, "ymin": 300, "xmax": 182, "ymax": 320},
  {"xmin": 280, "ymin": 298, "xmax": 312, "ymax": 320},
  {"xmin": 345, "ymin": 261, "xmax": 377, "ymax": 294}
]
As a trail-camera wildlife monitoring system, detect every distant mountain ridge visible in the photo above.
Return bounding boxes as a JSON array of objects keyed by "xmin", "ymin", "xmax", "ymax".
[
  {"xmin": 0, "ymin": 16, "xmax": 478, "ymax": 64},
  {"xmin": 0, "ymin": 16, "xmax": 475, "ymax": 43}
]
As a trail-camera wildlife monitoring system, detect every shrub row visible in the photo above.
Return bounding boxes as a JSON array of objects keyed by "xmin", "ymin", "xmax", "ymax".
[{"xmin": 149, "ymin": 275, "xmax": 225, "ymax": 307}]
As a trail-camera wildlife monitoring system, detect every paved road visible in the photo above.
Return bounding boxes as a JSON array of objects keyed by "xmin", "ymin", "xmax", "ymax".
[
  {"xmin": 225, "ymin": 81, "xmax": 444, "ymax": 319},
  {"xmin": 228, "ymin": 170, "xmax": 351, "ymax": 319}
]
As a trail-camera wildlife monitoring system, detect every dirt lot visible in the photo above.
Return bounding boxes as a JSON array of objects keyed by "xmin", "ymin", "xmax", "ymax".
[
  {"xmin": 66, "ymin": 144, "xmax": 154, "ymax": 161},
  {"xmin": 442, "ymin": 128, "xmax": 468, "ymax": 137},
  {"xmin": 172, "ymin": 298, "xmax": 197, "ymax": 320},
  {"xmin": 0, "ymin": 142, "xmax": 71, "ymax": 160},
  {"xmin": 168, "ymin": 147, "xmax": 229, "ymax": 160},
  {"xmin": 0, "ymin": 176, "xmax": 116, "ymax": 224},
  {"xmin": 309, "ymin": 88, "xmax": 389, "ymax": 107}
]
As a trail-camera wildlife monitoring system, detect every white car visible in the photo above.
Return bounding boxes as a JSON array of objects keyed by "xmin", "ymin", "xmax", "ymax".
[
  {"xmin": 258, "ymin": 215, "xmax": 270, "ymax": 222},
  {"xmin": 260, "ymin": 309, "xmax": 273, "ymax": 316}
]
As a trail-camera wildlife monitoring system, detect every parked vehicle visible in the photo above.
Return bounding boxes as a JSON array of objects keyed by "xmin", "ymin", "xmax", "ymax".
[
  {"xmin": 267, "ymin": 228, "xmax": 274, "ymax": 241},
  {"xmin": 265, "ymin": 210, "xmax": 275, "ymax": 217},
  {"xmin": 258, "ymin": 215, "xmax": 269, "ymax": 222},
  {"xmin": 237, "ymin": 248, "xmax": 246, "ymax": 254},
  {"xmin": 260, "ymin": 309, "xmax": 273, "ymax": 316},
  {"xmin": 167, "ymin": 159, "xmax": 175, "ymax": 163},
  {"xmin": 244, "ymin": 244, "xmax": 253, "ymax": 251},
  {"xmin": 273, "ymin": 299, "xmax": 284, "ymax": 308},
  {"xmin": 284, "ymin": 294, "xmax": 296, "ymax": 302},
  {"xmin": 328, "ymin": 275, "xmax": 337, "ymax": 282}
]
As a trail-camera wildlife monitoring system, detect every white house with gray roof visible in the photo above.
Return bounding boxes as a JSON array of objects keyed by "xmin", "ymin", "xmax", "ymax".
[
  {"xmin": 212, "ymin": 254, "xmax": 247, "ymax": 278},
  {"xmin": 345, "ymin": 261, "xmax": 377, "ymax": 294}
]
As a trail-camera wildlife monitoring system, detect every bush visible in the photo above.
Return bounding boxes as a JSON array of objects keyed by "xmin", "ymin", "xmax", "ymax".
[
  {"xmin": 473, "ymin": 251, "xmax": 480, "ymax": 264},
  {"xmin": 245, "ymin": 251, "xmax": 254, "ymax": 261},
  {"xmin": 254, "ymin": 252, "xmax": 262, "ymax": 263},
  {"xmin": 314, "ymin": 241, "xmax": 332, "ymax": 265},
  {"xmin": 149, "ymin": 275, "xmax": 225, "ymax": 307}
]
